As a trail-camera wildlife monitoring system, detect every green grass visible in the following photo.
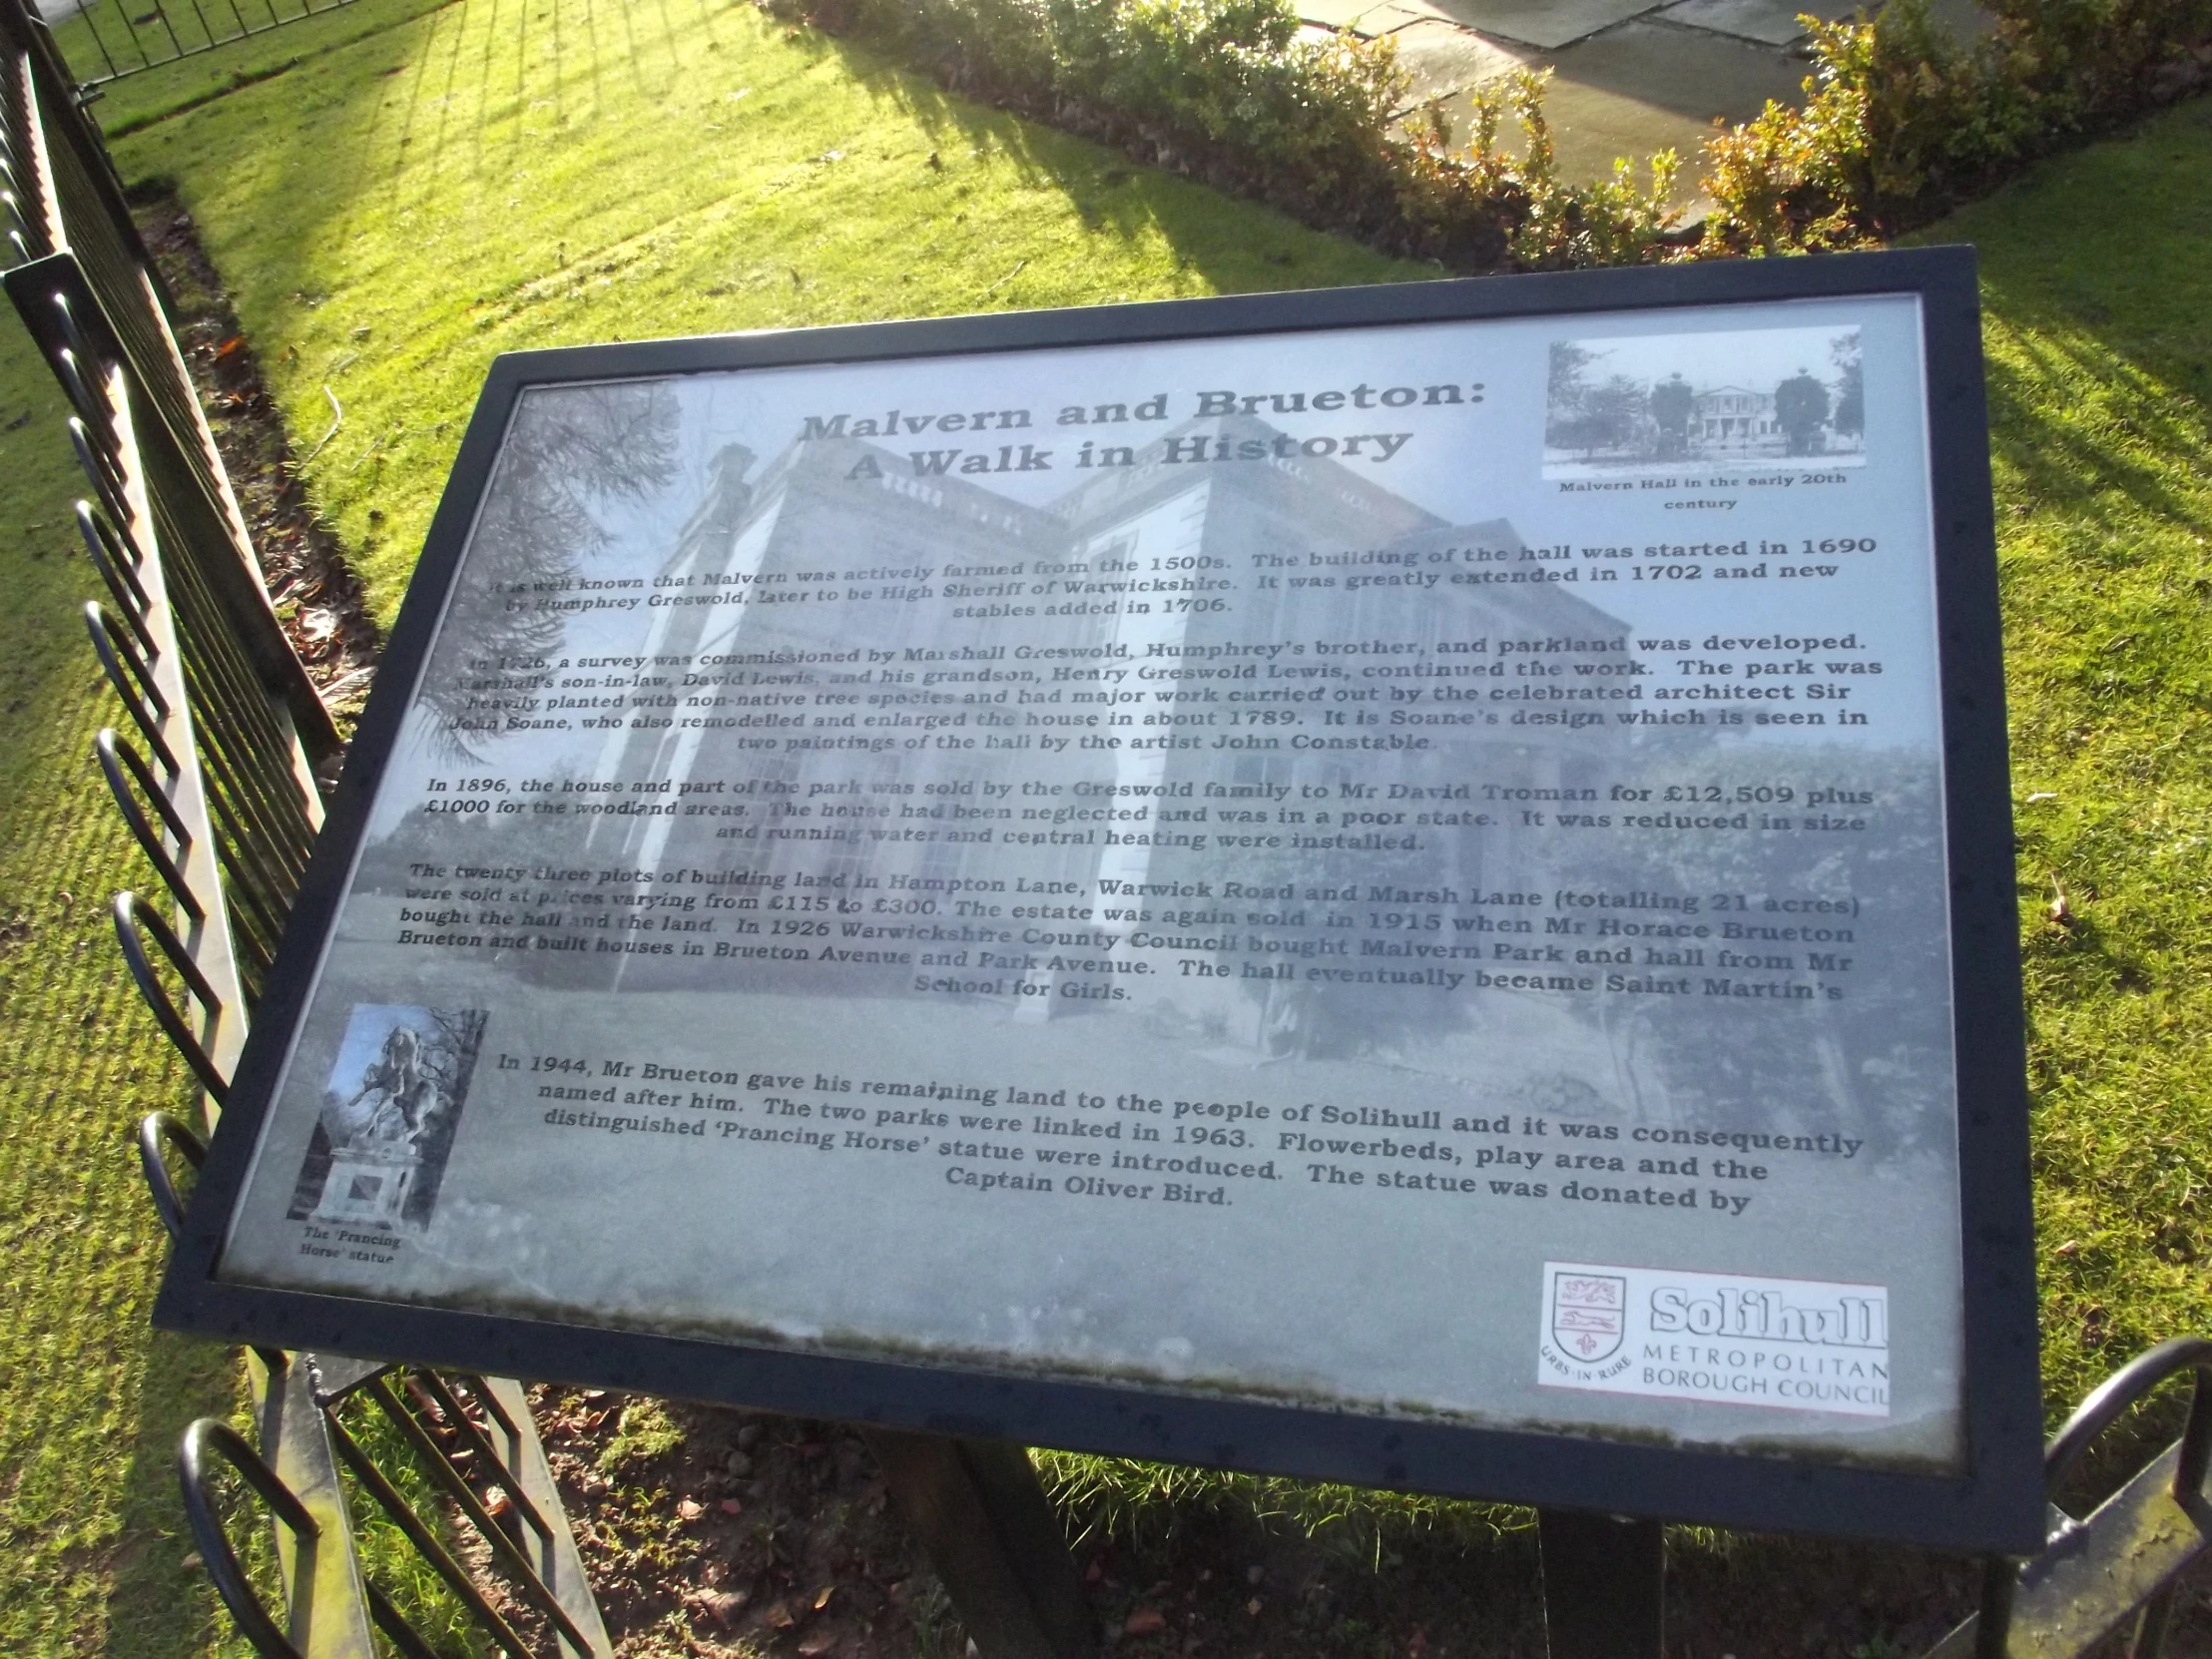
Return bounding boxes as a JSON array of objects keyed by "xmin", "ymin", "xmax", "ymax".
[
  {"xmin": 101, "ymin": 0, "xmax": 1424, "ymax": 626},
  {"xmin": 1927, "ymin": 95, "xmax": 2212, "ymax": 1432}
]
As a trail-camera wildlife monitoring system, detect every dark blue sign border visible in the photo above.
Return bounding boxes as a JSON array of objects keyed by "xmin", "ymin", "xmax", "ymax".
[{"xmin": 157, "ymin": 246, "xmax": 2043, "ymax": 1554}]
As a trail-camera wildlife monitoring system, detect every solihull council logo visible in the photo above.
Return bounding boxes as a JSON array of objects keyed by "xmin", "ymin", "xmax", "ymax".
[{"xmin": 1549, "ymin": 1270, "xmax": 1627, "ymax": 1363}]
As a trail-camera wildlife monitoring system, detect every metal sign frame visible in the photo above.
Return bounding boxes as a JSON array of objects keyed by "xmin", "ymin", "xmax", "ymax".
[{"xmin": 157, "ymin": 246, "xmax": 2044, "ymax": 1554}]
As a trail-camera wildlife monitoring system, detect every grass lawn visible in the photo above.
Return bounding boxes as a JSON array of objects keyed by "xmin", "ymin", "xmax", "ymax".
[
  {"xmin": 1929, "ymin": 96, "xmax": 2212, "ymax": 1429},
  {"xmin": 99, "ymin": 0, "xmax": 1423, "ymax": 625},
  {"xmin": 2, "ymin": 0, "xmax": 2210, "ymax": 1644}
]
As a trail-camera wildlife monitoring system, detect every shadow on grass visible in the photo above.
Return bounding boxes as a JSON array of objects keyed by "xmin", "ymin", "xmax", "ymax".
[
  {"xmin": 756, "ymin": 14, "xmax": 1276, "ymax": 267},
  {"xmin": 124, "ymin": 0, "xmax": 1385, "ymax": 360},
  {"xmin": 1948, "ymin": 98, "xmax": 2212, "ymax": 537},
  {"xmin": 634, "ymin": 0, "xmax": 1355, "ymax": 284},
  {"xmin": 1981, "ymin": 324, "xmax": 2212, "ymax": 537},
  {"xmin": 103, "ymin": 1334, "xmax": 240, "ymax": 1659}
]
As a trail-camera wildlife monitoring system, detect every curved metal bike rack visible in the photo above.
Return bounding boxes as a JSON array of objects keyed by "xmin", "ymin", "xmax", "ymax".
[{"xmin": 3, "ymin": 4, "xmax": 613, "ymax": 1651}]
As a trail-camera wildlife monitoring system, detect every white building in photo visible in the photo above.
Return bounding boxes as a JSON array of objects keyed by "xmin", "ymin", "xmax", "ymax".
[{"xmin": 1691, "ymin": 384, "xmax": 1779, "ymax": 448}]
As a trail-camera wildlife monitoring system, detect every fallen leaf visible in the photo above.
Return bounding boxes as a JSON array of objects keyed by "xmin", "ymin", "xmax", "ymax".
[
  {"xmin": 1247, "ymin": 1599, "xmax": 1264, "ymax": 1617},
  {"xmin": 720, "ymin": 1497, "xmax": 742, "ymax": 1515},
  {"xmin": 767, "ymin": 1601, "xmax": 796, "ymax": 1629},
  {"xmin": 798, "ymin": 1635, "xmax": 835, "ymax": 1657},
  {"xmin": 482, "ymin": 1486, "xmax": 511, "ymax": 1517},
  {"xmin": 1126, "ymin": 1607, "xmax": 1168, "ymax": 1636},
  {"xmin": 677, "ymin": 1498, "xmax": 705, "ymax": 1521},
  {"xmin": 815, "ymin": 1585, "xmax": 835, "ymax": 1610},
  {"xmin": 214, "ymin": 336, "xmax": 246, "ymax": 360},
  {"xmin": 705, "ymin": 1589, "xmax": 749, "ymax": 1623}
]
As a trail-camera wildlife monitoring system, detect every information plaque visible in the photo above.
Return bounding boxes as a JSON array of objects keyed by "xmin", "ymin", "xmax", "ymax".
[{"xmin": 159, "ymin": 248, "xmax": 2042, "ymax": 1551}]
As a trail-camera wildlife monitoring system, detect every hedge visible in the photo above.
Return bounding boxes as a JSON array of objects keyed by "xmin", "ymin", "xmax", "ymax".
[{"xmin": 757, "ymin": 0, "xmax": 2212, "ymax": 270}]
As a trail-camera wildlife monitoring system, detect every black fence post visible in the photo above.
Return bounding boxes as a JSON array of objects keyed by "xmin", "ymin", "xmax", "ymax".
[
  {"xmin": 863, "ymin": 1428, "xmax": 1096, "ymax": 1659},
  {"xmin": 1538, "ymin": 1507, "xmax": 1664, "ymax": 1659}
]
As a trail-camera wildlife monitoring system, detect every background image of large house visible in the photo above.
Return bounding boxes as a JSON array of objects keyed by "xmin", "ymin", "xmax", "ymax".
[{"xmin": 362, "ymin": 401, "xmax": 1636, "ymax": 1066}]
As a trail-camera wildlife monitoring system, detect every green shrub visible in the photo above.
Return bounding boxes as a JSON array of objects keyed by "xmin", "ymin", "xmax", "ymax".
[
  {"xmin": 1704, "ymin": 0, "xmax": 2212, "ymax": 252},
  {"xmin": 775, "ymin": 0, "xmax": 2212, "ymax": 270},
  {"xmin": 758, "ymin": 0, "xmax": 1683, "ymax": 272}
]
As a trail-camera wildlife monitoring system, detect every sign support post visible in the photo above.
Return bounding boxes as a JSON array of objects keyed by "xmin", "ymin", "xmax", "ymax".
[
  {"xmin": 1538, "ymin": 1508, "xmax": 1665, "ymax": 1659},
  {"xmin": 862, "ymin": 1428, "xmax": 1096, "ymax": 1659}
]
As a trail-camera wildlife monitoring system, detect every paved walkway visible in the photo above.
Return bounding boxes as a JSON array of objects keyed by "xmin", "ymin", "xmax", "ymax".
[{"xmin": 1299, "ymin": 0, "xmax": 1990, "ymax": 198}]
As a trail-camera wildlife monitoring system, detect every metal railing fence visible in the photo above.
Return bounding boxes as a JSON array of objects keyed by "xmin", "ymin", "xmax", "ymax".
[
  {"xmin": 2, "ymin": 1, "xmax": 610, "ymax": 1652},
  {"xmin": 37, "ymin": 0, "xmax": 365, "ymax": 88}
]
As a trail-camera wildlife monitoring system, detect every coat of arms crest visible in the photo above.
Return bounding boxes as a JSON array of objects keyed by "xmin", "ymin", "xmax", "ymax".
[{"xmin": 1550, "ymin": 1271, "xmax": 1627, "ymax": 1363}]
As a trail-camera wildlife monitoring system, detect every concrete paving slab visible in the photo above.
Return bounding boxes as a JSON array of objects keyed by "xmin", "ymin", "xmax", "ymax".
[
  {"xmin": 1918, "ymin": 0, "xmax": 1997, "ymax": 41},
  {"xmin": 1388, "ymin": 18, "xmax": 1532, "ymax": 105},
  {"xmin": 1418, "ymin": 18, "xmax": 1803, "ymax": 202},
  {"xmin": 1296, "ymin": 0, "xmax": 1455, "ymax": 32},
  {"xmin": 1368, "ymin": 0, "xmax": 1465, "ymax": 31},
  {"xmin": 1655, "ymin": 0, "xmax": 1814, "ymax": 46},
  {"xmin": 1539, "ymin": 72, "xmax": 1726, "ymax": 186},
  {"xmin": 1294, "ymin": 0, "xmax": 1405, "ymax": 31},
  {"xmin": 1421, "ymin": 0, "xmax": 1668, "ymax": 50},
  {"xmin": 1664, "ymin": 0, "xmax": 1988, "ymax": 42},
  {"xmin": 1550, "ymin": 18, "xmax": 1808, "ymax": 123},
  {"xmin": 1422, "ymin": 72, "xmax": 1716, "ymax": 192}
]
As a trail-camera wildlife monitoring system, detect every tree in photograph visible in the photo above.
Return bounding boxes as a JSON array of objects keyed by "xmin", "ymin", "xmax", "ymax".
[
  {"xmin": 1649, "ymin": 371, "xmax": 1693, "ymax": 459},
  {"xmin": 403, "ymin": 1008, "xmax": 489, "ymax": 1224},
  {"xmin": 1774, "ymin": 365, "xmax": 1832, "ymax": 455},
  {"xmin": 1831, "ymin": 331, "xmax": 1865, "ymax": 440},
  {"xmin": 1544, "ymin": 339, "xmax": 1602, "ymax": 449},
  {"xmin": 1547, "ymin": 342, "xmax": 1648, "ymax": 457},
  {"xmin": 421, "ymin": 382, "xmax": 682, "ymax": 757},
  {"xmin": 1577, "ymin": 373, "xmax": 1649, "ymax": 457}
]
